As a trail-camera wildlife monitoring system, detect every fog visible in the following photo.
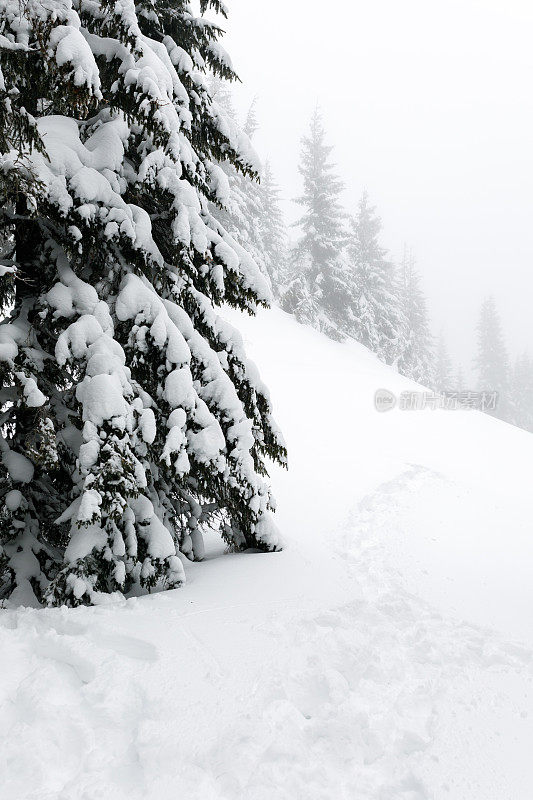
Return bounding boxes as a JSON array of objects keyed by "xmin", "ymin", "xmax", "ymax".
[{"xmin": 224, "ymin": 0, "xmax": 533, "ymax": 374}]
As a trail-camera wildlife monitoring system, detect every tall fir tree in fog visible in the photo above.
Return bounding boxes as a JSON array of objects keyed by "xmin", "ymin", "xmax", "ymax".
[
  {"xmin": 397, "ymin": 247, "xmax": 434, "ymax": 384},
  {"xmin": 474, "ymin": 297, "xmax": 509, "ymax": 419},
  {"xmin": 281, "ymin": 108, "xmax": 347, "ymax": 338},
  {"xmin": 0, "ymin": 0, "xmax": 286, "ymax": 607},
  {"xmin": 260, "ymin": 161, "xmax": 287, "ymax": 292},
  {"xmin": 345, "ymin": 193, "xmax": 405, "ymax": 364},
  {"xmin": 434, "ymin": 333, "xmax": 454, "ymax": 392}
]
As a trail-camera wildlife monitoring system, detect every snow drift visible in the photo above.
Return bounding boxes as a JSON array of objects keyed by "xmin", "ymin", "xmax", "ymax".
[{"xmin": 1, "ymin": 307, "xmax": 532, "ymax": 799}]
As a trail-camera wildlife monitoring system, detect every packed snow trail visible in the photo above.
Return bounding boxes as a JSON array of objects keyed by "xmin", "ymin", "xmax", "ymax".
[{"xmin": 1, "ymin": 309, "xmax": 533, "ymax": 799}]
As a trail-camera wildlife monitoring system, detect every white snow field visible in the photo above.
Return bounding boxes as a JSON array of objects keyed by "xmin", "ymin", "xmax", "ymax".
[{"xmin": 1, "ymin": 307, "xmax": 532, "ymax": 800}]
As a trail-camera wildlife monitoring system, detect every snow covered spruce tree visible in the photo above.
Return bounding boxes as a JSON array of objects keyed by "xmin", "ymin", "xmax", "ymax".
[
  {"xmin": 474, "ymin": 297, "xmax": 509, "ymax": 420},
  {"xmin": 259, "ymin": 160, "xmax": 287, "ymax": 295},
  {"xmin": 396, "ymin": 247, "xmax": 434, "ymax": 385},
  {"xmin": 0, "ymin": 0, "xmax": 286, "ymax": 607},
  {"xmin": 281, "ymin": 108, "xmax": 347, "ymax": 339},
  {"xmin": 345, "ymin": 192, "xmax": 405, "ymax": 364}
]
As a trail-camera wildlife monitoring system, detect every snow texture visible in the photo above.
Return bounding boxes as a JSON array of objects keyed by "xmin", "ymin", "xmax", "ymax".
[{"xmin": 1, "ymin": 309, "xmax": 532, "ymax": 798}]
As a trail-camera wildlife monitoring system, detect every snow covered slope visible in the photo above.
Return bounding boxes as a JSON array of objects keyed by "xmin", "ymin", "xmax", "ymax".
[{"xmin": 2, "ymin": 308, "xmax": 532, "ymax": 799}]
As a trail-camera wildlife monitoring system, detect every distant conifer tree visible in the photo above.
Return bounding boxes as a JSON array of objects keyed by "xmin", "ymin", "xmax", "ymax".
[
  {"xmin": 434, "ymin": 333, "xmax": 454, "ymax": 392},
  {"xmin": 281, "ymin": 108, "xmax": 346, "ymax": 339},
  {"xmin": 345, "ymin": 194, "xmax": 405, "ymax": 364},
  {"xmin": 474, "ymin": 297, "xmax": 510, "ymax": 420},
  {"xmin": 397, "ymin": 247, "xmax": 434, "ymax": 384},
  {"xmin": 510, "ymin": 353, "xmax": 533, "ymax": 432}
]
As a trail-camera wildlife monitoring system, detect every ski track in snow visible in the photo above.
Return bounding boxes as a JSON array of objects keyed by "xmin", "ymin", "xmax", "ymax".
[{"xmin": 1, "ymin": 466, "xmax": 532, "ymax": 800}]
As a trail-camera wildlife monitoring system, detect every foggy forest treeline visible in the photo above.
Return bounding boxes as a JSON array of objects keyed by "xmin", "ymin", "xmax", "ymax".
[{"xmin": 211, "ymin": 89, "xmax": 532, "ymax": 434}]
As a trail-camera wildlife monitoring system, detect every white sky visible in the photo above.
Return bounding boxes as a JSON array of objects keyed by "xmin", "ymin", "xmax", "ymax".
[{"xmin": 221, "ymin": 0, "xmax": 533, "ymax": 374}]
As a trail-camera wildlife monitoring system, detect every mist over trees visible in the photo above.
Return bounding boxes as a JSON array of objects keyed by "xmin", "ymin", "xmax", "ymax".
[
  {"xmin": 474, "ymin": 297, "xmax": 509, "ymax": 419},
  {"xmin": 278, "ymin": 110, "xmax": 435, "ymax": 377},
  {"xmin": 397, "ymin": 249, "xmax": 435, "ymax": 386},
  {"xmin": 344, "ymin": 193, "xmax": 405, "ymax": 365},
  {"xmin": 205, "ymin": 97, "xmax": 532, "ymax": 435},
  {"xmin": 280, "ymin": 108, "xmax": 347, "ymax": 340},
  {"xmin": 511, "ymin": 354, "xmax": 533, "ymax": 432},
  {"xmin": 434, "ymin": 333, "xmax": 454, "ymax": 393},
  {"xmin": 472, "ymin": 296, "xmax": 533, "ymax": 430}
]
